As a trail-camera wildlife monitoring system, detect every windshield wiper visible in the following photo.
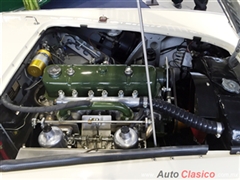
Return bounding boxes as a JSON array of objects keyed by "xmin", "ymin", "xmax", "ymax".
[{"xmin": 0, "ymin": 145, "xmax": 208, "ymax": 172}]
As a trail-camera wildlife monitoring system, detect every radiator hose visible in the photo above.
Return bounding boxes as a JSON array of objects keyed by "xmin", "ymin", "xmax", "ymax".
[{"xmin": 141, "ymin": 98, "xmax": 224, "ymax": 135}]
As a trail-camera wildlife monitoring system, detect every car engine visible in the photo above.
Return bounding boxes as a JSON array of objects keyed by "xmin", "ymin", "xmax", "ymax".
[{"xmin": 1, "ymin": 27, "xmax": 240, "ymax": 159}]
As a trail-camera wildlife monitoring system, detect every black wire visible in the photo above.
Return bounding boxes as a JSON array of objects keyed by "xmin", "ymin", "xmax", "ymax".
[
  {"xmin": 134, "ymin": 108, "xmax": 145, "ymax": 120},
  {"xmin": 85, "ymin": 148, "xmax": 100, "ymax": 153},
  {"xmin": 24, "ymin": 79, "xmax": 42, "ymax": 91},
  {"xmin": 160, "ymin": 40, "xmax": 187, "ymax": 55},
  {"xmin": 160, "ymin": 48, "xmax": 175, "ymax": 55},
  {"xmin": 52, "ymin": 53, "xmax": 65, "ymax": 64},
  {"xmin": 169, "ymin": 60, "xmax": 181, "ymax": 68}
]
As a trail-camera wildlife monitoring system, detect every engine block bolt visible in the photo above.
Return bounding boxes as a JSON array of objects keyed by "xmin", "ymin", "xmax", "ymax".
[
  {"xmin": 88, "ymin": 90, "xmax": 94, "ymax": 98},
  {"xmin": 58, "ymin": 90, "xmax": 65, "ymax": 98},
  {"xmin": 124, "ymin": 66, "xmax": 133, "ymax": 76},
  {"xmin": 66, "ymin": 67, "xmax": 75, "ymax": 76},
  {"xmin": 118, "ymin": 90, "xmax": 124, "ymax": 98},
  {"xmin": 39, "ymin": 95, "xmax": 46, "ymax": 102},
  {"xmin": 98, "ymin": 66, "xmax": 107, "ymax": 74},
  {"xmin": 102, "ymin": 90, "xmax": 108, "ymax": 97},
  {"xmin": 132, "ymin": 90, "xmax": 138, "ymax": 98},
  {"xmin": 72, "ymin": 89, "xmax": 78, "ymax": 97}
]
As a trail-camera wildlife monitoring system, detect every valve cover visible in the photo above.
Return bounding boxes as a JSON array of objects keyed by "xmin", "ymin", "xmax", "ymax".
[{"xmin": 42, "ymin": 64, "xmax": 163, "ymax": 97}]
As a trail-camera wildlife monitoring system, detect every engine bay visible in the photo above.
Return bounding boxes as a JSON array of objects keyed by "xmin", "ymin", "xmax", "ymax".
[{"xmin": 1, "ymin": 26, "xmax": 240, "ymax": 159}]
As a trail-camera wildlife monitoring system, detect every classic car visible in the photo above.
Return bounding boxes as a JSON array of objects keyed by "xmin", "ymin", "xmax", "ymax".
[{"xmin": 0, "ymin": 0, "xmax": 240, "ymax": 179}]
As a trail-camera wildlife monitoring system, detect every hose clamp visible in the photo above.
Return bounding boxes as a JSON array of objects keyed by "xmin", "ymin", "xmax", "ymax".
[
  {"xmin": 216, "ymin": 122, "xmax": 224, "ymax": 138},
  {"xmin": 143, "ymin": 97, "xmax": 148, "ymax": 108}
]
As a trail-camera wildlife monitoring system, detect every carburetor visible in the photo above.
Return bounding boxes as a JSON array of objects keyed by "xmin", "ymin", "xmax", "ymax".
[{"xmin": 39, "ymin": 64, "xmax": 165, "ymax": 149}]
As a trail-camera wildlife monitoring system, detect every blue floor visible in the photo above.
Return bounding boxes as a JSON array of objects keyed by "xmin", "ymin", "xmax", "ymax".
[{"xmin": 41, "ymin": 0, "xmax": 148, "ymax": 9}]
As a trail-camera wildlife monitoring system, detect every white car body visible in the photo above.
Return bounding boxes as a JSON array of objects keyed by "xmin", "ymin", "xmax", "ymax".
[
  {"xmin": 1, "ymin": 9, "xmax": 239, "ymax": 95},
  {"xmin": 2, "ymin": 151, "xmax": 240, "ymax": 180},
  {"xmin": 1, "ymin": 7, "xmax": 240, "ymax": 180}
]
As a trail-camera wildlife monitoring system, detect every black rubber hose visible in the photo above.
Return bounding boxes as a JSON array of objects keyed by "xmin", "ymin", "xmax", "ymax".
[
  {"xmin": 230, "ymin": 146, "xmax": 240, "ymax": 154},
  {"xmin": 0, "ymin": 145, "xmax": 208, "ymax": 172},
  {"xmin": 141, "ymin": 98, "xmax": 224, "ymax": 135},
  {"xmin": 1, "ymin": 93, "xmax": 91, "ymax": 113}
]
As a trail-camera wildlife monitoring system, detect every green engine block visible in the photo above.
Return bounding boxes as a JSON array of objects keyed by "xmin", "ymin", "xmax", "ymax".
[{"xmin": 42, "ymin": 64, "xmax": 164, "ymax": 98}]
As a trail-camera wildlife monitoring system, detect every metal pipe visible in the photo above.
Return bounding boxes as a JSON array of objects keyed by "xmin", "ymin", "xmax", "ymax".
[
  {"xmin": 166, "ymin": 57, "xmax": 169, "ymax": 90},
  {"xmin": 75, "ymin": 39, "xmax": 100, "ymax": 58},
  {"xmin": 136, "ymin": 0, "xmax": 157, "ymax": 146},
  {"xmin": 72, "ymin": 136, "xmax": 113, "ymax": 141},
  {"xmin": 56, "ymin": 97, "xmax": 141, "ymax": 108},
  {"xmin": 58, "ymin": 101, "xmax": 134, "ymax": 119},
  {"xmin": 42, "ymin": 120, "xmax": 146, "ymax": 124},
  {"xmin": 165, "ymin": 57, "xmax": 171, "ymax": 103}
]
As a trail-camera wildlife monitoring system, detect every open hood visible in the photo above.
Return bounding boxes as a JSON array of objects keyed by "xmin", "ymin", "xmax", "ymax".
[
  {"xmin": 218, "ymin": 0, "xmax": 240, "ymax": 36},
  {"xmin": 218, "ymin": 0, "xmax": 240, "ymax": 67}
]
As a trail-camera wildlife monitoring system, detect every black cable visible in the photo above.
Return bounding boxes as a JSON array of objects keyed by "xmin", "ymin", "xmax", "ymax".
[
  {"xmin": 51, "ymin": 53, "xmax": 65, "ymax": 64},
  {"xmin": 160, "ymin": 40, "xmax": 186, "ymax": 55},
  {"xmin": 133, "ymin": 108, "xmax": 145, "ymax": 120},
  {"xmin": 169, "ymin": 60, "xmax": 181, "ymax": 68},
  {"xmin": 24, "ymin": 79, "xmax": 42, "ymax": 91}
]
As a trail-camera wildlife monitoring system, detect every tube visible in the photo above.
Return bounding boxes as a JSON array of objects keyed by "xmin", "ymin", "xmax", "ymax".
[
  {"xmin": 58, "ymin": 101, "xmax": 134, "ymax": 119},
  {"xmin": 56, "ymin": 96, "xmax": 140, "ymax": 108},
  {"xmin": 1, "ymin": 93, "xmax": 91, "ymax": 113},
  {"xmin": 0, "ymin": 145, "xmax": 208, "ymax": 172},
  {"xmin": 136, "ymin": 0, "xmax": 157, "ymax": 147},
  {"xmin": 140, "ymin": 98, "xmax": 224, "ymax": 135}
]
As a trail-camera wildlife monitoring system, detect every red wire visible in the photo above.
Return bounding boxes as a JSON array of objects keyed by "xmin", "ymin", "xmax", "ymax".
[{"xmin": 0, "ymin": 141, "xmax": 9, "ymax": 160}]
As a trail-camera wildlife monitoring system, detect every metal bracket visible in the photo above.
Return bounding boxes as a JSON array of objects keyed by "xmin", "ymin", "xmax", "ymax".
[{"xmin": 25, "ymin": 16, "xmax": 40, "ymax": 25}]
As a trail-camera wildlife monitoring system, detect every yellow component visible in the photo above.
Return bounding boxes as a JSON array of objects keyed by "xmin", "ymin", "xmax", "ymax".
[
  {"xmin": 27, "ymin": 49, "xmax": 51, "ymax": 77},
  {"xmin": 27, "ymin": 59, "xmax": 47, "ymax": 77},
  {"xmin": 38, "ymin": 49, "xmax": 52, "ymax": 58}
]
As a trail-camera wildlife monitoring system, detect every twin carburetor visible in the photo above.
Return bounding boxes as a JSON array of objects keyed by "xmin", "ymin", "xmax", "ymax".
[{"xmin": 29, "ymin": 51, "xmax": 164, "ymax": 149}]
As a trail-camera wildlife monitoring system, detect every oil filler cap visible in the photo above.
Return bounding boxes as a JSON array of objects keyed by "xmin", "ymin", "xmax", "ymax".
[{"xmin": 47, "ymin": 65, "xmax": 62, "ymax": 78}]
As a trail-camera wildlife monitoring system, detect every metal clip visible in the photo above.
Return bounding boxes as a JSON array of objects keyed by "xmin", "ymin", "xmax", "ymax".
[
  {"xmin": 25, "ymin": 16, "xmax": 40, "ymax": 25},
  {"xmin": 99, "ymin": 15, "xmax": 108, "ymax": 23}
]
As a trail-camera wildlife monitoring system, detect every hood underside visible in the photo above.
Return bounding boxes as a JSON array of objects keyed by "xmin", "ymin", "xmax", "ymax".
[{"xmin": 218, "ymin": 0, "xmax": 240, "ymax": 36}]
